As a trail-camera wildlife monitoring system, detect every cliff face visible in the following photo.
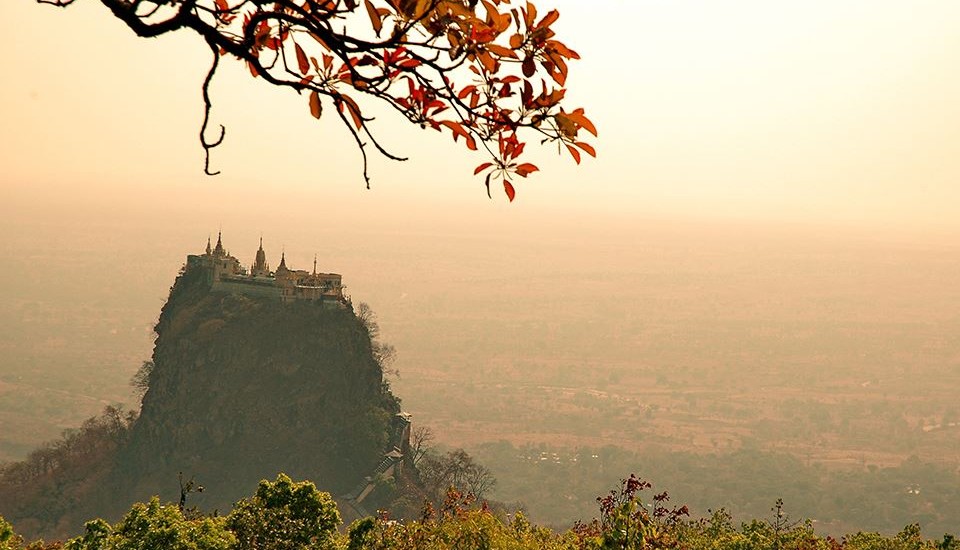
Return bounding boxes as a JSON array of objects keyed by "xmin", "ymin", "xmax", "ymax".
[
  {"xmin": 119, "ymin": 266, "xmax": 401, "ymax": 510},
  {"xmin": 0, "ymin": 264, "xmax": 402, "ymax": 538}
]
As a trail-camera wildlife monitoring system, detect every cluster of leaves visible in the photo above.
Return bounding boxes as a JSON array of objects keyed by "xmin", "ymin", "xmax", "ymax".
[
  {"xmin": 677, "ymin": 510, "xmax": 960, "ymax": 550},
  {"xmin": 40, "ymin": 0, "xmax": 596, "ymax": 200},
  {"xmin": 228, "ymin": 474, "xmax": 341, "ymax": 549},
  {"xmin": 346, "ymin": 494, "xmax": 581, "ymax": 549},
  {"xmin": 580, "ymin": 473, "xmax": 691, "ymax": 550},
  {"xmin": 0, "ymin": 517, "xmax": 23, "ymax": 550},
  {"xmin": 65, "ymin": 499, "xmax": 235, "ymax": 550},
  {"xmin": 5, "ymin": 473, "xmax": 960, "ymax": 550}
]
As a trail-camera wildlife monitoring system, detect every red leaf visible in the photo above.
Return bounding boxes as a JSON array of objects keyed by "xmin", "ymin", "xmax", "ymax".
[
  {"xmin": 474, "ymin": 162, "xmax": 493, "ymax": 175},
  {"xmin": 364, "ymin": 0, "xmax": 384, "ymax": 36},
  {"xmin": 339, "ymin": 94, "xmax": 363, "ymax": 129},
  {"xmin": 309, "ymin": 91, "xmax": 322, "ymax": 119},
  {"xmin": 515, "ymin": 163, "xmax": 539, "ymax": 177},
  {"xmin": 504, "ymin": 180, "xmax": 516, "ymax": 202},
  {"xmin": 440, "ymin": 120, "xmax": 470, "ymax": 141},
  {"xmin": 295, "ymin": 43, "xmax": 309, "ymax": 74},
  {"xmin": 522, "ymin": 56, "xmax": 535, "ymax": 77},
  {"xmin": 458, "ymin": 85, "xmax": 477, "ymax": 99}
]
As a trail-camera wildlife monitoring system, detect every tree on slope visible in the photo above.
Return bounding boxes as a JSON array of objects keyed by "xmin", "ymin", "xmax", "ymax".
[{"xmin": 37, "ymin": 0, "xmax": 596, "ymax": 200}]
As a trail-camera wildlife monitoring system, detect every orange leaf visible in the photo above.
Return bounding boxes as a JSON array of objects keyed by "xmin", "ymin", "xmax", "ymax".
[
  {"xmin": 504, "ymin": 179, "xmax": 516, "ymax": 202},
  {"xmin": 567, "ymin": 108, "xmax": 598, "ymax": 137},
  {"xmin": 535, "ymin": 9, "xmax": 559, "ymax": 30},
  {"xmin": 548, "ymin": 40, "xmax": 580, "ymax": 60},
  {"xmin": 523, "ymin": 1, "xmax": 537, "ymax": 29},
  {"xmin": 486, "ymin": 44, "xmax": 519, "ymax": 59},
  {"xmin": 474, "ymin": 162, "xmax": 493, "ymax": 175},
  {"xmin": 575, "ymin": 141, "xmax": 596, "ymax": 157},
  {"xmin": 309, "ymin": 91, "xmax": 322, "ymax": 119},
  {"xmin": 565, "ymin": 143, "xmax": 581, "ymax": 164},
  {"xmin": 478, "ymin": 51, "xmax": 498, "ymax": 74}
]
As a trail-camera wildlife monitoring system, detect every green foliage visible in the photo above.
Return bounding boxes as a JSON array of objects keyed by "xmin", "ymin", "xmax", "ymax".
[
  {"xmin": 842, "ymin": 524, "xmax": 949, "ymax": 550},
  {"xmin": 345, "ymin": 507, "xmax": 581, "ymax": 550},
  {"xmin": 227, "ymin": 473, "xmax": 341, "ymax": 550},
  {"xmin": 1, "ymin": 516, "xmax": 23, "ymax": 550},
  {"xmin": 63, "ymin": 498, "xmax": 233, "ymax": 550},
  {"xmin": 590, "ymin": 475, "xmax": 688, "ymax": 550},
  {"xmin": 6, "ymin": 472, "xmax": 960, "ymax": 550}
]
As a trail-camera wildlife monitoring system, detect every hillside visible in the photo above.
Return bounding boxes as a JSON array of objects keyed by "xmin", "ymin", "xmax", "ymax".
[{"xmin": 0, "ymin": 259, "xmax": 404, "ymax": 540}]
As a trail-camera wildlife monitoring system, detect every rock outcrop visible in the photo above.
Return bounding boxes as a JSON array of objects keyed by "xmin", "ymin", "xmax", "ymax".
[{"xmin": 0, "ymin": 262, "xmax": 404, "ymax": 539}]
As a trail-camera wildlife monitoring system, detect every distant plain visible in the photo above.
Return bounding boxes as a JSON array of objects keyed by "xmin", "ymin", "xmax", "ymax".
[{"xmin": 2, "ymin": 200, "xmax": 959, "ymax": 530}]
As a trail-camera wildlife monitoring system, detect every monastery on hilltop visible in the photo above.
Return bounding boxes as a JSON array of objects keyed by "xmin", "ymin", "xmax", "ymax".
[{"xmin": 185, "ymin": 232, "xmax": 347, "ymax": 306}]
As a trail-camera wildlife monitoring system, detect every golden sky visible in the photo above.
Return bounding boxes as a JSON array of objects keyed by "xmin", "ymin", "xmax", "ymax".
[{"xmin": 3, "ymin": 0, "xmax": 960, "ymax": 230}]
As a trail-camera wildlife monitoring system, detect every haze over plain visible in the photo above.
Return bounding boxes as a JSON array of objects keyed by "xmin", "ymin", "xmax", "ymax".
[{"xmin": 2, "ymin": 0, "xmax": 960, "ymax": 533}]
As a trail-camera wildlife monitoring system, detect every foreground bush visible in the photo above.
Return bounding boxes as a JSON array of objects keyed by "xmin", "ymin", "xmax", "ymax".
[{"xmin": 1, "ymin": 473, "xmax": 957, "ymax": 550}]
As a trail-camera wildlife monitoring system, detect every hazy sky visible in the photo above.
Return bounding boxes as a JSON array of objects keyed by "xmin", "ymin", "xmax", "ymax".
[{"xmin": 3, "ymin": 0, "xmax": 960, "ymax": 230}]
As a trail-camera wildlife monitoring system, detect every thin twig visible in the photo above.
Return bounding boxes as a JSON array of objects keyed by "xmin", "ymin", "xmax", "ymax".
[{"xmin": 200, "ymin": 39, "xmax": 225, "ymax": 176}]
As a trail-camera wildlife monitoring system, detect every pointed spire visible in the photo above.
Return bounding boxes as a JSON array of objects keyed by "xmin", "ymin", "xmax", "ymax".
[
  {"xmin": 253, "ymin": 235, "xmax": 267, "ymax": 275},
  {"xmin": 205, "ymin": 235, "xmax": 212, "ymax": 255},
  {"xmin": 277, "ymin": 248, "xmax": 288, "ymax": 273},
  {"xmin": 313, "ymin": 254, "xmax": 317, "ymax": 276},
  {"xmin": 213, "ymin": 230, "xmax": 224, "ymax": 256}
]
